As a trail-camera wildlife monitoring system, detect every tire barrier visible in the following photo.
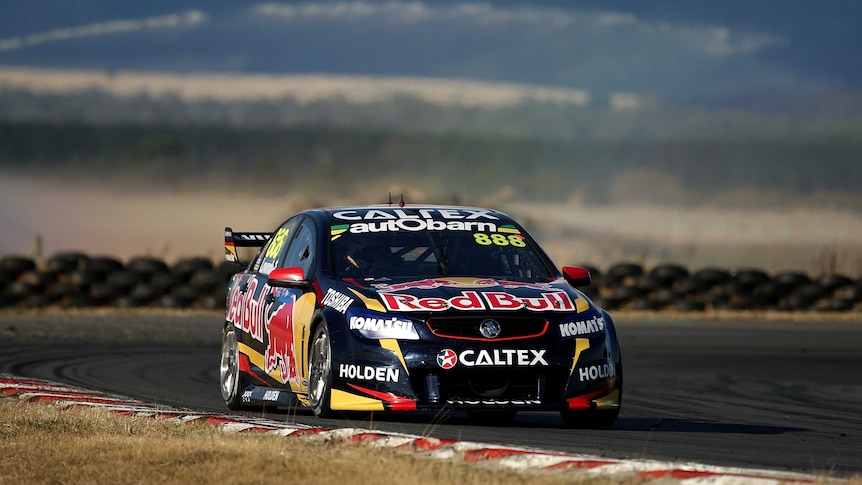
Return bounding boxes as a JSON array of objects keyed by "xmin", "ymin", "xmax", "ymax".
[
  {"xmin": 0, "ymin": 254, "xmax": 241, "ymax": 310},
  {"xmin": 1, "ymin": 255, "xmax": 861, "ymax": 312}
]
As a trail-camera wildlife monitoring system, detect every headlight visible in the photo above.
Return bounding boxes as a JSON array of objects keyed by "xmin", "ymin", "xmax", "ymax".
[{"xmin": 347, "ymin": 310, "xmax": 420, "ymax": 340}]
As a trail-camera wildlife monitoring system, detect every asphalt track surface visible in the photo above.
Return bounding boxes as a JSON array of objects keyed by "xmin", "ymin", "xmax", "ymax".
[{"xmin": 1, "ymin": 313, "xmax": 860, "ymax": 478}]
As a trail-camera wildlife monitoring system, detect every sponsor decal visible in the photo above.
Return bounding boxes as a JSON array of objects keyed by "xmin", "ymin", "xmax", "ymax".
[
  {"xmin": 372, "ymin": 278, "xmax": 554, "ymax": 292},
  {"xmin": 241, "ymin": 389, "xmax": 253, "ymax": 403},
  {"xmin": 437, "ymin": 349, "xmax": 457, "ymax": 370},
  {"xmin": 238, "ymin": 233, "xmax": 269, "ymax": 242},
  {"xmin": 322, "ymin": 288, "xmax": 354, "ymax": 313},
  {"xmin": 349, "ymin": 315, "xmax": 418, "ymax": 340},
  {"xmin": 578, "ymin": 363, "xmax": 617, "ymax": 382},
  {"xmin": 436, "ymin": 348, "xmax": 548, "ymax": 368},
  {"xmin": 338, "ymin": 364, "xmax": 400, "ymax": 382},
  {"xmin": 447, "ymin": 399, "xmax": 542, "ymax": 406},
  {"xmin": 226, "ymin": 279, "xmax": 303, "ymax": 383},
  {"xmin": 263, "ymin": 390, "xmax": 280, "ymax": 401},
  {"xmin": 381, "ymin": 290, "xmax": 576, "ymax": 312},
  {"xmin": 559, "ymin": 316, "xmax": 605, "ymax": 338},
  {"xmin": 331, "ymin": 208, "xmax": 503, "ymax": 234},
  {"xmin": 264, "ymin": 296, "xmax": 299, "ymax": 384},
  {"xmin": 342, "ymin": 219, "xmax": 496, "ymax": 234},
  {"xmin": 473, "ymin": 232, "xmax": 526, "ymax": 247},
  {"xmin": 330, "ymin": 224, "xmax": 350, "ymax": 241},
  {"xmin": 226, "ymin": 278, "xmax": 266, "ymax": 343},
  {"xmin": 264, "ymin": 228, "xmax": 289, "ymax": 259},
  {"xmin": 333, "ymin": 208, "xmax": 500, "ymax": 221}
]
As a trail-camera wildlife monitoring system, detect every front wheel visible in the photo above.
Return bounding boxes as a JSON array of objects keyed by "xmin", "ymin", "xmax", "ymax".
[
  {"xmin": 220, "ymin": 325, "xmax": 249, "ymax": 410},
  {"xmin": 308, "ymin": 324, "xmax": 335, "ymax": 418}
]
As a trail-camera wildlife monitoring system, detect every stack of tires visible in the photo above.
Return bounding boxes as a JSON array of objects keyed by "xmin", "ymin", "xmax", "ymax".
[
  {"xmin": 0, "ymin": 253, "xmax": 240, "ymax": 310},
  {"xmin": 2, "ymin": 254, "xmax": 861, "ymax": 312},
  {"xmin": 587, "ymin": 262, "xmax": 862, "ymax": 313}
]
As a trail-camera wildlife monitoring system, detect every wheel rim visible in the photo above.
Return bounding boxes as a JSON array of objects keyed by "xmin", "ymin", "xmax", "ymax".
[
  {"xmin": 220, "ymin": 328, "xmax": 239, "ymax": 401},
  {"xmin": 308, "ymin": 329, "xmax": 330, "ymax": 408}
]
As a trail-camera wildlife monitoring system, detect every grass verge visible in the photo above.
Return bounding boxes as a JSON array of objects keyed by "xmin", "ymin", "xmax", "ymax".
[{"xmin": 0, "ymin": 400, "xmax": 634, "ymax": 485}]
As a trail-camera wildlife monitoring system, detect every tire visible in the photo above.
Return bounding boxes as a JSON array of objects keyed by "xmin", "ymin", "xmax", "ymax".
[
  {"xmin": 308, "ymin": 324, "xmax": 335, "ymax": 418},
  {"xmin": 734, "ymin": 269, "xmax": 771, "ymax": 289},
  {"xmin": 46, "ymin": 252, "xmax": 89, "ymax": 274},
  {"xmin": 606, "ymin": 263, "xmax": 643, "ymax": 281},
  {"xmin": 649, "ymin": 263, "xmax": 689, "ymax": 284},
  {"xmin": 0, "ymin": 256, "xmax": 36, "ymax": 279},
  {"xmin": 87, "ymin": 256, "xmax": 125, "ymax": 275},
  {"xmin": 127, "ymin": 256, "xmax": 169, "ymax": 276},
  {"xmin": 220, "ymin": 325, "xmax": 249, "ymax": 410},
  {"xmin": 694, "ymin": 267, "xmax": 731, "ymax": 287},
  {"xmin": 171, "ymin": 257, "xmax": 213, "ymax": 279}
]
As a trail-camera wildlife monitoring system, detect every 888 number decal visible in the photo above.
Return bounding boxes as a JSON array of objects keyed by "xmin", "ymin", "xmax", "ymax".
[{"xmin": 473, "ymin": 233, "xmax": 526, "ymax": 247}]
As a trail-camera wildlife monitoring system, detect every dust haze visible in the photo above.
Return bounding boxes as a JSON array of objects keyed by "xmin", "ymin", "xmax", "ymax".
[{"xmin": 4, "ymin": 171, "xmax": 862, "ymax": 276}]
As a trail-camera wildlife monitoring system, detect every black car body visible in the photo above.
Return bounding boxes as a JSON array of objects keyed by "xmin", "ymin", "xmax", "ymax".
[{"xmin": 220, "ymin": 205, "xmax": 621, "ymax": 426}]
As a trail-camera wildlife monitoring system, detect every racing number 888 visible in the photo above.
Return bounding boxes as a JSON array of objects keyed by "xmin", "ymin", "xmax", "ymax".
[{"xmin": 473, "ymin": 233, "xmax": 526, "ymax": 247}]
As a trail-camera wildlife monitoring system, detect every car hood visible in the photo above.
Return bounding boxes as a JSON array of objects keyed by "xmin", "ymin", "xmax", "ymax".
[{"xmin": 340, "ymin": 277, "xmax": 595, "ymax": 317}]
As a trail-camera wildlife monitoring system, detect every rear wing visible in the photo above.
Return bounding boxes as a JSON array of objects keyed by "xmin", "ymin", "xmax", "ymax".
[{"xmin": 224, "ymin": 226, "xmax": 271, "ymax": 264}]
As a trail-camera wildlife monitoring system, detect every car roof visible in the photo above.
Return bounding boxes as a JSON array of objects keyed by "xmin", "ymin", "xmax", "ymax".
[{"xmin": 301, "ymin": 204, "xmax": 516, "ymax": 224}]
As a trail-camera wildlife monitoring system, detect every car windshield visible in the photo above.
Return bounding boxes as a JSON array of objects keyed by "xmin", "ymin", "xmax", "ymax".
[{"xmin": 331, "ymin": 229, "xmax": 555, "ymax": 281}]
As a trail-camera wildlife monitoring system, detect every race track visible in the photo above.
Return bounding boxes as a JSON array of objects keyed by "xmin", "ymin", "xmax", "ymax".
[{"xmin": 1, "ymin": 313, "xmax": 860, "ymax": 477}]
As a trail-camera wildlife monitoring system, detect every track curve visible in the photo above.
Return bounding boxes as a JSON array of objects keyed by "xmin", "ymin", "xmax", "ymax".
[{"xmin": 1, "ymin": 313, "xmax": 860, "ymax": 477}]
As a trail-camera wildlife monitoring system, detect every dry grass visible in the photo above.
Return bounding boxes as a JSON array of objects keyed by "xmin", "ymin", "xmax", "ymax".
[{"xmin": 0, "ymin": 400, "xmax": 634, "ymax": 485}]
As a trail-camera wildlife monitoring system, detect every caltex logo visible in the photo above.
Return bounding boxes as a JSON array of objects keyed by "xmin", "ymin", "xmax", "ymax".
[{"xmin": 436, "ymin": 349, "xmax": 457, "ymax": 369}]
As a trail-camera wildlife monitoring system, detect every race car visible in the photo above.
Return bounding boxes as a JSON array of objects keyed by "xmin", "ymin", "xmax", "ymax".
[{"xmin": 220, "ymin": 204, "xmax": 621, "ymax": 427}]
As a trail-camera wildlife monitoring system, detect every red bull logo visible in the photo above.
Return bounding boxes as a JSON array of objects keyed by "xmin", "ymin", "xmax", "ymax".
[
  {"xmin": 381, "ymin": 290, "xmax": 576, "ymax": 312},
  {"xmin": 264, "ymin": 296, "xmax": 298, "ymax": 384},
  {"xmin": 226, "ymin": 278, "xmax": 264, "ymax": 343}
]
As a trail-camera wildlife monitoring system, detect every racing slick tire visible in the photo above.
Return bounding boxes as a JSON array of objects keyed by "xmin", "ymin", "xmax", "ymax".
[
  {"xmin": 220, "ymin": 324, "xmax": 250, "ymax": 410},
  {"xmin": 308, "ymin": 324, "xmax": 335, "ymax": 418}
]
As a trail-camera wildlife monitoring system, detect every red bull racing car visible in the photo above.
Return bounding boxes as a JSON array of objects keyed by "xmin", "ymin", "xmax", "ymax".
[{"xmin": 220, "ymin": 205, "xmax": 622, "ymax": 427}]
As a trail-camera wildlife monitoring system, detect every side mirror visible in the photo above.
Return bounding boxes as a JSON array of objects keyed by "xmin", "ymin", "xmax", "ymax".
[
  {"xmin": 267, "ymin": 267, "xmax": 311, "ymax": 289},
  {"xmin": 562, "ymin": 266, "xmax": 591, "ymax": 287}
]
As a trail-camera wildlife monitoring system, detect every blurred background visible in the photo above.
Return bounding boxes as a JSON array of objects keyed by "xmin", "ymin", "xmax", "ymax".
[{"xmin": 1, "ymin": 0, "xmax": 861, "ymax": 274}]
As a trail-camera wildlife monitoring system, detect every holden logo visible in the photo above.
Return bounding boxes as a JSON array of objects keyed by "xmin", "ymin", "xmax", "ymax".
[
  {"xmin": 437, "ymin": 349, "xmax": 457, "ymax": 369},
  {"xmin": 479, "ymin": 319, "xmax": 501, "ymax": 339}
]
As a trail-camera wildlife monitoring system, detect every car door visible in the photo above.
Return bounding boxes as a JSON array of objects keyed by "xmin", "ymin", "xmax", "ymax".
[{"xmin": 260, "ymin": 217, "xmax": 318, "ymax": 397}]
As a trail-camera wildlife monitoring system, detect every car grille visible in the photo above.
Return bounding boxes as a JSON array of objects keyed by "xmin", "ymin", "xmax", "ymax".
[
  {"xmin": 414, "ymin": 368, "xmax": 568, "ymax": 403},
  {"xmin": 425, "ymin": 316, "xmax": 548, "ymax": 340}
]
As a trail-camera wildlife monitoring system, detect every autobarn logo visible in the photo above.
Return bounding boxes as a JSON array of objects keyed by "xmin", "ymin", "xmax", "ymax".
[
  {"xmin": 436, "ymin": 348, "xmax": 548, "ymax": 368},
  {"xmin": 559, "ymin": 315, "xmax": 605, "ymax": 338},
  {"xmin": 340, "ymin": 219, "xmax": 496, "ymax": 234},
  {"xmin": 381, "ymin": 290, "xmax": 576, "ymax": 312},
  {"xmin": 331, "ymin": 208, "xmax": 501, "ymax": 234}
]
